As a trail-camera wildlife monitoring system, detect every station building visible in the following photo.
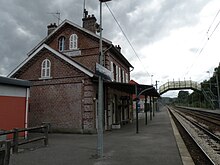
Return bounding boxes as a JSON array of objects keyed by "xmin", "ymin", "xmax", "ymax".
[{"xmin": 8, "ymin": 12, "xmax": 159, "ymax": 133}]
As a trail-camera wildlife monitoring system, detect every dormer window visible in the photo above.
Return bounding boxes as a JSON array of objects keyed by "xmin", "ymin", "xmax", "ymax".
[
  {"xmin": 69, "ymin": 34, "xmax": 78, "ymax": 50},
  {"xmin": 58, "ymin": 36, "xmax": 65, "ymax": 51},
  {"xmin": 41, "ymin": 59, "xmax": 51, "ymax": 78}
]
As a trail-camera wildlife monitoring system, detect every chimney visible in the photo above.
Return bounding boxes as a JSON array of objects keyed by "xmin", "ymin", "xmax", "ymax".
[
  {"xmin": 47, "ymin": 23, "xmax": 57, "ymax": 35},
  {"xmin": 115, "ymin": 45, "xmax": 121, "ymax": 53},
  {"xmin": 82, "ymin": 14, "xmax": 97, "ymax": 33}
]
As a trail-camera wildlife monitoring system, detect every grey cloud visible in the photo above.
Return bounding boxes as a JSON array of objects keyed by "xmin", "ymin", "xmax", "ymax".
[
  {"xmin": 0, "ymin": 0, "xmax": 212, "ymax": 76},
  {"xmin": 103, "ymin": 0, "xmax": 209, "ymax": 50}
]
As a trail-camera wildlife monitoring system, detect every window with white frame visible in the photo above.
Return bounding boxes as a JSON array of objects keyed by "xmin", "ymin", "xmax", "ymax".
[
  {"xmin": 41, "ymin": 59, "xmax": 51, "ymax": 78},
  {"xmin": 122, "ymin": 70, "xmax": 125, "ymax": 83},
  {"xmin": 118, "ymin": 67, "xmax": 121, "ymax": 83},
  {"xmin": 69, "ymin": 34, "xmax": 78, "ymax": 50},
  {"xmin": 125, "ymin": 73, "xmax": 128, "ymax": 83},
  {"xmin": 58, "ymin": 36, "xmax": 65, "ymax": 51}
]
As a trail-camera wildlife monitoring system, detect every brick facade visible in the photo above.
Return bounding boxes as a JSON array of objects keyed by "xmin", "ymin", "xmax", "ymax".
[{"xmin": 10, "ymin": 17, "xmax": 133, "ymax": 133}]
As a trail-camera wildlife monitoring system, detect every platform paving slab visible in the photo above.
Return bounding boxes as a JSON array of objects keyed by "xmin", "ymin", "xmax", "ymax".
[{"xmin": 9, "ymin": 107, "xmax": 183, "ymax": 165}]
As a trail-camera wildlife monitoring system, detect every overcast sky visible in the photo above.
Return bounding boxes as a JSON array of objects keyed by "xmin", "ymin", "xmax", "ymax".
[{"xmin": 1, "ymin": 0, "xmax": 220, "ymax": 97}]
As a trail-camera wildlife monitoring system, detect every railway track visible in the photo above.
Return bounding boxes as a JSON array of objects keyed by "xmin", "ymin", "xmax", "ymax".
[
  {"xmin": 168, "ymin": 106, "xmax": 220, "ymax": 164},
  {"xmin": 175, "ymin": 106, "xmax": 220, "ymax": 126}
]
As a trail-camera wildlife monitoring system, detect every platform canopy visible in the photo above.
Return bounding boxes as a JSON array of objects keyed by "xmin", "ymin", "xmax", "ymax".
[{"xmin": 104, "ymin": 81, "xmax": 160, "ymax": 97}]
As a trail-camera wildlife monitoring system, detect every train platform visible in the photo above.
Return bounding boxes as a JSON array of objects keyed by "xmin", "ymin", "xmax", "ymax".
[{"xmin": 9, "ymin": 106, "xmax": 192, "ymax": 165}]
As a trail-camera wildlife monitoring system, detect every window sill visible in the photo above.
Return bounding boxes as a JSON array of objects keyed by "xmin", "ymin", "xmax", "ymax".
[{"xmin": 39, "ymin": 77, "xmax": 53, "ymax": 80}]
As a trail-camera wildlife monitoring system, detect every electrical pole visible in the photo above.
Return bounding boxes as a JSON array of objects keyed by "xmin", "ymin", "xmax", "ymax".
[
  {"xmin": 215, "ymin": 71, "xmax": 220, "ymax": 109},
  {"xmin": 97, "ymin": 0, "xmax": 111, "ymax": 158}
]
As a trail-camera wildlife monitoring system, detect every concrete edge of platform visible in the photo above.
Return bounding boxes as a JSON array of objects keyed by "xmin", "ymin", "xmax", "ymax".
[{"xmin": 167, "ymin": 109, "xmax": 195, "ymax": 165}]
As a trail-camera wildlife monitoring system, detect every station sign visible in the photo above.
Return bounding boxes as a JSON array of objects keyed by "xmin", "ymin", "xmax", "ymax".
[{"xmin": 95, "ymin": 63, "xmax": 113, "ymax": 81}]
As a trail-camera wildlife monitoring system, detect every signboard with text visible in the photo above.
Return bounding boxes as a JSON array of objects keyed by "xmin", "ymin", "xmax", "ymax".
[{"xmin": 95, "ymin": 63, "xmax": 112, "ymax": 81}]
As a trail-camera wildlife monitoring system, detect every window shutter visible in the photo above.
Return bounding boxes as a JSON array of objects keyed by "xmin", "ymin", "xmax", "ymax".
[
  {"xmin": 118, "ymin": 67, "xmax": 121, "ymax": 83},
  {"xmin": 126, "ymin": 73, "xmax": 128, "ymax": 83},
  {"xmin": 122, "ymin": 70, "xmax": 125, "ymax": 83},
  {"xmin": 111, "ymin": 61, "xmax": 114, "ymax": 81}
]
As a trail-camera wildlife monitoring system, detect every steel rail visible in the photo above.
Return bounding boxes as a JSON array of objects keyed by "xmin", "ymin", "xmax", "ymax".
[{"xmin": 168, "ymin": 107, "xmax": 216, "ymax": 165}]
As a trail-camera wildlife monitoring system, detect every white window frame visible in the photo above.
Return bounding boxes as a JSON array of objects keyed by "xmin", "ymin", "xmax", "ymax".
[
  {"xmin": 122, "ymin": 70, "xmax": 125, "ymax": 83},
  {"xmin": 69, "ymin": 34, "xmax": 78, "ymax": 50},
  {"xmin": 118, "ymin": 67, "xmax": 121, "ymax": 83},
  {"xmin": 125, "ymin": 73, "xmax": 128, "ymax": 83},
  {"xmin": 41, "ymin": 59, "xmax": 51, "ymax": 78},
  {"xmin": 58, "ymin": 36, "xmax": 65, "ymax": 51}
]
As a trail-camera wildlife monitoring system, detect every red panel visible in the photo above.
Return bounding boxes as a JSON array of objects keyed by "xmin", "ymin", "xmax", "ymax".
[{"xmin": 0, "ymin": 96, "xmax": 26, "ymax": 138}]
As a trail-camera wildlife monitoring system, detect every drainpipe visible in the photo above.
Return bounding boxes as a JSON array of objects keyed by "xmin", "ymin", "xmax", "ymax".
[{"xmin": 25, "ymin": 88, "xmax": 30, "ymax": 139}]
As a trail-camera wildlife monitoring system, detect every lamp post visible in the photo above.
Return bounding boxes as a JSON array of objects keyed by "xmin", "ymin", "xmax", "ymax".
[{"xmin": 97, "ymin": 0, "xmax": 111, "ymax": 158}]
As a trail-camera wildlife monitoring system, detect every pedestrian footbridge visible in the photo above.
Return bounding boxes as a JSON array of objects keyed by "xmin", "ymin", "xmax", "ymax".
[{"xmin": 159, "ymin": 80, "xmax": 201, "ymax": 95}]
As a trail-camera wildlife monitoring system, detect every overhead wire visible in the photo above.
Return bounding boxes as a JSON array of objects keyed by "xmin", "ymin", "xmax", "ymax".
[
  {"xmin": 185, "ymin": 9, "xmax": 220, "ymax": 77},
  {"xmin": 104, "ymin": 3, "xmax": 151, "ymax": 77},
  {"xmin": 207, "ymin": 9, "xmax": 220, "ymax": 35}
]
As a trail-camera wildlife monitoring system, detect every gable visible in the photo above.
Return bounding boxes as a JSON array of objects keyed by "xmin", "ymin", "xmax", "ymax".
[
  {"xmin": 8, "ymin": 44, "xmax": 94, "ymax": 78},
  {"xmin": 46, "ymin": 23, "xmax": 101, "ymax": 54},
  {"xmin": 27, "ymin": 20, "xmax": 112, "ymax": 57}
]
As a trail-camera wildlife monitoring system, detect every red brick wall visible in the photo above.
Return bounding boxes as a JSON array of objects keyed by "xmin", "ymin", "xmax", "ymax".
[
  {"xmin": 46, "ymin": 24, "xmax": 100, "ymax": 72},
  {"xmin": 15, "ymin": 49, "xmax": 97, "ymax": 133},
  {"xmin": 12, "ymin": 22, "xmax": 132, "ymax": 133}
]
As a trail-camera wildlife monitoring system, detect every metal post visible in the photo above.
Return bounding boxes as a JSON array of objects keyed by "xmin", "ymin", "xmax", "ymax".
[
  {"xmin": 207, "ymin": 71, "xmax": 211, "ymax": 91},
  {"xmin": 215, "ymin": 72, "xmax": 220, "ymax": 109},
  {"xmin": 150, "ymin": 97, "xmax": 152, "ymax": 120},
  {"xmin": 153, "ymin": 97, "xmax": 155, "ymax": 117},
  {"xmin": 145, "ymin": 94, "xmax": 147, "ymax": 125},
  {"xmin": 44, "ymin": 124, "xmax": 49, "ymax": 146},
  {"xmin": 12, "ymin": 128, "xmax": 19, "ymax": 154},
  {"xmin": 135, "ymin": 85, "xmax": 139, "ymax": 134},
  {"xmin": 97, "ymin": 0, "xmax": 104, "ymax": 158}
]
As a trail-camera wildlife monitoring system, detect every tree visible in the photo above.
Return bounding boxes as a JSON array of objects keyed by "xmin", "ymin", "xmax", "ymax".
[{"xmin": 177, "ymin": 91, "xmax": 189, "ymax": 105}]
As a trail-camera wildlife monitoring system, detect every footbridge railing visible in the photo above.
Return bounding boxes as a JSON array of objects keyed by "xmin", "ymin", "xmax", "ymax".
[{"xmin": 159, "ymin": 80, "xmax": 201, "ymax": 95}]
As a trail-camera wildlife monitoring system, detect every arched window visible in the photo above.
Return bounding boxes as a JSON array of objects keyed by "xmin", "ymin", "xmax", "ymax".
[
  {"xmin": 58, "ymin": 36, "xmax": 65, "ymax": 51},
  {"xmin": 41, "ymin": 59, "xmax": 51, "ymax": 78},
  {"xmin": 69, "ymin": 34, "xmax": 78, "ymax": 50}
]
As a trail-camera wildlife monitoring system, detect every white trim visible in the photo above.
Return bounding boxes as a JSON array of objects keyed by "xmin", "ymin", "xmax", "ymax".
[
  {"xmin": 118, "ymin": 67, "xmax": 121, "ymax": 83},
  {"xmin": 8, "ymin": 44, "xmax": 94, "ymax": 78},
  {"xmin": 110, "ymin": 61, "xmax": 114, "ymax": 81},
  {"xmin": 122, "ymin": 70, "xmax": 125, "ymax": 83},
  {"xmin": 58, "ymin": 36, "xmax": 65, "ymax": 51},
  {"xmin": 41, "ymin": 59, "xmax": 51, "ymax": 78},
  {"xmin": 125, "ymin": 73, "xmax": 128, "ymax": 83},
  {"xmin": 69, "ymin": 34, "xmax": 78, "ymax": 50}
]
